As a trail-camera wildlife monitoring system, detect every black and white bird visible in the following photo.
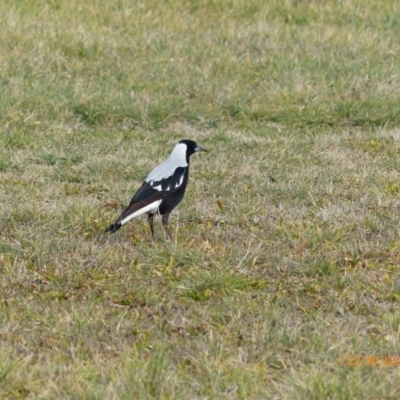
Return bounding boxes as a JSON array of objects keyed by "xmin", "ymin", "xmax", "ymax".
[{"xmin": 105, "ymin": 139, "xmax": 206, "ymax": 238}]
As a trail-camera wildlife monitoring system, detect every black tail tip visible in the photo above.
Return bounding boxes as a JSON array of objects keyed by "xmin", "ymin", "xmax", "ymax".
[{"xmin": 105, "ymin": 223, "xmax": 122, "ymax": 233}]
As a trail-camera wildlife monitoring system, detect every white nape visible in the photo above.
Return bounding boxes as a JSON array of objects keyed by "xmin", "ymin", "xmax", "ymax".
[{"xmin": 146, "ymin": 143, "xmax": 188, "ymax": 183}]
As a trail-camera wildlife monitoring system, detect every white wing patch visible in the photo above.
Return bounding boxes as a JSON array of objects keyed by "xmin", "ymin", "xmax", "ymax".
[
  {"xmin": 120, "ymin": 200, "xmax": 162, "ymax": 226},
  {"xmin": 149, "ymin": 170, "xmax": 185, "ymax": 192},
  {"xmin": 175, "ymin": 173, "xmax": 185, "ymax": 188}
]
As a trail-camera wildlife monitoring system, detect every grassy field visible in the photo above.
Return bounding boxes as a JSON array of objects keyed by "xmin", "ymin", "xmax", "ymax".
[{"xmin": 1, "ymin": 0, "xmax": 400, "ymax": 398}]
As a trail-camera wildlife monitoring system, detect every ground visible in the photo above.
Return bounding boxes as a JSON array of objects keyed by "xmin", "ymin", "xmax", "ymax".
[{"xmin": 1, "ymin": 0, "xmax": 400, "ymax": 398}]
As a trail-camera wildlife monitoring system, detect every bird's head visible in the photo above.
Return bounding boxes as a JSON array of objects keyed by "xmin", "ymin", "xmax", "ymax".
[
  {"xmin": 168, "ymin": 140, "xmax": 207, "ymax": 165},
  {"xmin": 179, "ymin": 139, "xmax": 207, "ymax": 159}
]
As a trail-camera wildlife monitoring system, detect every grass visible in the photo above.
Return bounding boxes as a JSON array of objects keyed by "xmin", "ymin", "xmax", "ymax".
[{"xmin": 1, "ymin": 0, "xmax": 400, "ymax": 398}]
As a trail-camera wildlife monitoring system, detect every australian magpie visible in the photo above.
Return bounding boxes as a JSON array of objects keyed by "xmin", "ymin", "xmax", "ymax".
[{"xmin": 105, "ymin": 139, "xmax": 206, "ymax": 238}]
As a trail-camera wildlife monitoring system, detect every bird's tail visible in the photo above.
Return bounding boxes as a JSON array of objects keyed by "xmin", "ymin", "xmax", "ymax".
[{"xmin": 105, "ymin": 222, "xmax": 122, "ymax": 233}]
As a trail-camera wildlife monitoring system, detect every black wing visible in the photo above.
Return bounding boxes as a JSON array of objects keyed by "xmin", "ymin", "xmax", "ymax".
[
  {"xmin": 105, "ymin": 167, "xmax": 186, "ymax": 233},
  {"xmin": 132, "ymin": 167, "xmax": 186, "ymax": 203}
]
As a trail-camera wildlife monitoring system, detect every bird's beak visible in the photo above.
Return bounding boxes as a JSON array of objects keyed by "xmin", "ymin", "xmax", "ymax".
[{"xmin": 195, "ymin": 145, "xmax": 207, "ymax": 153}]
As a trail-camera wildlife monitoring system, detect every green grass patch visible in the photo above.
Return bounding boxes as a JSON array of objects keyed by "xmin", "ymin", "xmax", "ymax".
[{"xmin": 1, "ymin": 0, "xmax": 400, "ymax": 398}]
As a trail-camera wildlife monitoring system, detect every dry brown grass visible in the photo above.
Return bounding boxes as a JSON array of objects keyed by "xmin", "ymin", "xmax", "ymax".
[{"xmin": 1, "ymin": 0, "xmax": 400, "ymax": 398}]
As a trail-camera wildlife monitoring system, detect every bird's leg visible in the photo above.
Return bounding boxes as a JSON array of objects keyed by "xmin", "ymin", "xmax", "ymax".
[
  {"xmin": 148, "ymin": 214, "xmax": 155, "ymax": 239},
  {"xmin": 161, "ymin": 214, "xmax": 171, "ymax": 239}
]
